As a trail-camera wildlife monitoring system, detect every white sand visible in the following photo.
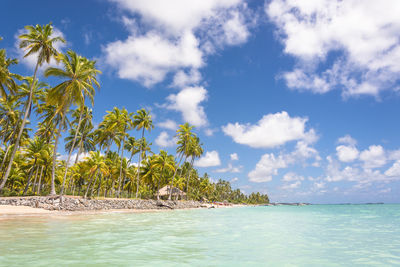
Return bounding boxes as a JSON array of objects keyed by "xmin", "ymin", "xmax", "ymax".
[{"xmin": 0, "ymin": 205, "xmax": 54, "ymax": 215}]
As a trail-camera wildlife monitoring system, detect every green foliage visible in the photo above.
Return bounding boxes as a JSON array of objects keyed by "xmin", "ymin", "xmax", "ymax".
[{"xmin": 0, "ymin": 22, "xmax": 269, "ymax": 204}]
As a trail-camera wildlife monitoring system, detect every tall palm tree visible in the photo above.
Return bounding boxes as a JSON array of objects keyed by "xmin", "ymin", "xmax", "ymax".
[
  {"xmin": 186, "ymin": 136, "xmax": 203, "ymax": 199},
  {"xmin": 124, "ymin": 136, "xmax": 139, "ymax": 164},
  {"xmin": 0, "ymin": 23, "xmax": 64, "ymax": 193},
  {"xmin": 132, "ymin": 108, "xmax": 153, "ymax": 198},
  {"xmin": 153, "ymin": 150, "xmax": 175, "ymax": 200},
  {"xmin": 44, "ymin": 50, "xmax": 100, "ymax": 195},
  {"xmin": 116, "ymin": 108, "xmax": 133, "ymax": 197},
  {"xmin": 169, "ymin": 123, "xmax": 194, "ymax": 200}
]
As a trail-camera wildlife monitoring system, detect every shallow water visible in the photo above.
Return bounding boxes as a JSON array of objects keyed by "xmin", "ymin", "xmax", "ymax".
[{"xmin": 1, "ymin": 205, "xmax": 399, "ymax": 266}]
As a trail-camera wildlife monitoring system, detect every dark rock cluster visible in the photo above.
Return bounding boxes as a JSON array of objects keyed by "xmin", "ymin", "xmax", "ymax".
[{"xmin": 0, "ymin": 196, "xmax": 204, "ymax": 211}]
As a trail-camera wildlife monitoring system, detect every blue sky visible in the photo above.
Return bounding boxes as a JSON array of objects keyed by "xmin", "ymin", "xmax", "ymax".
[{"xmin": 2, "ymin": 0, "xmax": 400, "ymax": 203}]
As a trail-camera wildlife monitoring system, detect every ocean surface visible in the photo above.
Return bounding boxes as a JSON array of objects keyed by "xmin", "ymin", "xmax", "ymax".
[{"xmin": 0, "ymin": 204, "xmax": 399, "ymax": 266}]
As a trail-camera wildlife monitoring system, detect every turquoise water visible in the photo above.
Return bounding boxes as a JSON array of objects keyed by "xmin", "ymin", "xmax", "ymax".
[{"xmin": 1, "ymin": 205, "xmax": 400, "ymax": 266}]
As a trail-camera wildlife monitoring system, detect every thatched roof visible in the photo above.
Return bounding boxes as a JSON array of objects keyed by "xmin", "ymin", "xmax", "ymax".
[{"xmin": 158, "ymin": 185, "xmax": 186, "ymax": 196}]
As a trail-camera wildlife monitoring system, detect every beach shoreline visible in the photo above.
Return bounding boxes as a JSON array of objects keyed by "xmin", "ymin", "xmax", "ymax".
[{"xmin": 0, "ymin": 196, "xmax": 244, "ymax": 217}]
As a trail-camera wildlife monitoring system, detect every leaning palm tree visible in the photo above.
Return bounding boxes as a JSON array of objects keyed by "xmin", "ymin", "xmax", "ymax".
[
  {"xmin": 0, "ymin": 23, "xmax": 64, "ymax": 193},
  {"xmin": 132, "ymin": 108, "xmax": 153, "ymax": 198},
  {"xmin": 84, "ymin": 151, "xmax": 106, "ymax": 198},
  {"xmin": 45, "ymin": 50, "xmax": 100, "ymax": 195}
]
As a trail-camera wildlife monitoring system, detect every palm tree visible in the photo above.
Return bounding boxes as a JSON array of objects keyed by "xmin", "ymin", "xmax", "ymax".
[
  {"xmin": 185, "ymin": 136, "xmax": 203, "ymax": 199},
  {"xmin": 132, "ymin": 108, "xmax": 153, "ymax": 198},
  {"xmin": 22, "ymin": 137, "xmax": 48, "ymax": 194},
  {"xmin": 115, "ymin": 108, "xmax": 133, "ymax": 197},
  {"xmin": 0, "ymin": 23, "xmax": 65, "ymax": 193},
  {"xmin": 84, "ymin": 151, "xmax": 106, "ymax": 198},
  {"xmin": 169, "ymin": 123, "xmax": 195, "ymax": 200},
  {"xmin": 153, "ymin": 150, "xmax": 175, "ymax": 200},
  {"xmin": 0, "ymin": 47, "xmax": 19, "ymax": 100},
  {"xmin": 134, "ymin": 137, "xmax": 152, "ymax": 198},
  {"xmin": 44, "ymin": 50, "xmax": 100, "ymax": 195},
  {"xmin": 124, "ymin": 136, "xmax": 139, "ymax": 164}
]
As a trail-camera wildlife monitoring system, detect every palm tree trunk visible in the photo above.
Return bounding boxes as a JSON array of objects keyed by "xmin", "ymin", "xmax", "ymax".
[
  {"xmin": 117, "ymin": 128, "xmax": 127, "ymax": 198},
  {"xmin": 32, "ymin": 165, "xmax": 39, "ymax": 194},
  {"xmin": 169, "ymin": 152, "xmax": 184, "ymax": 200},
  {"xmin": 74, "ymin": 137, "xmax": 83, "ymax": 165},
  {"xmin": 23, "ymin": 158, "xmax": 37, "ymax": 195},
  {"xmin": 186, "ymin": 157, "xmax": 195, "ymax": 200},
  {"xmin": 84, "ymin": 170, "xmax": 97, "ymax": 198},
  {"xmin": 157, "ymin": 164, "xmax": 166, "ymax": 201},
  {"xmin": 135, "ymin": 128, "xmax": 145, "ymax": 199},
  {"xmin": 60, "ymin": 108, "xmax": 84, "ymax": 195},
  {"xmin": 0, "ymin": 62, "xmax": 39, "ymax": 193},
  {"xmin": 50, "ymin": 112, "xmax": 66, "ymax": 195},
  {"xmin": 37, "ymin": 166, "xmax": 44, "ymax": 195}
]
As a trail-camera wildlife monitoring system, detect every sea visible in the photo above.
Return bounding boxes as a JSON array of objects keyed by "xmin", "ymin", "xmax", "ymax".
[{"xmin": 0, "ymin": 204, "xmax": 399, "ymax": 266}]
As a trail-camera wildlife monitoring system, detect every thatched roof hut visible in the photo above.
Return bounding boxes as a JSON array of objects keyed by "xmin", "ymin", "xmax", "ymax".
[{"xmin": 158, "ymin": 185, "xmax": 186, "ymax": 197}]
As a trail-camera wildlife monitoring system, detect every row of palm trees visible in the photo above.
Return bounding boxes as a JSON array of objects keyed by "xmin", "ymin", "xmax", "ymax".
[{"xmin": 0, "ymin": 23, "xmax": 270, "ymax": 204}]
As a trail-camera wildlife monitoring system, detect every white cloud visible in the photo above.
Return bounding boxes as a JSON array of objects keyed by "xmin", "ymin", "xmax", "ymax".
[
  {"xmin": 231, "ymin": 177, "xmax": 239, "ymax": 183},
  {"xmin": 266, "ymin": 0, "xmax": 400, "ymax": 97},
  {"xmin": 214, "ymin": 163, "xmax": 242, "ymax": 173},
  {"xmin": 282, "ymin": 172, "xmax": 304, "ymax": 182},
  {"xmin": 282, "ymin": 181, "xmax": 301, "ymax": 190},
  {"xmin": 155, "ymin": 131, "xmax": 176, "ymax": 147},
  {"xmin": 104, "ymin": 31, "xmax": 203, "ymax": 87},
  {"xmin": 172, "ymin": 69, "xmax": 202, "ymax": 88},
  {"xmin": 384, "ymin": 160, "xmax": 400, "ymax": 177},
  {"xmin": 230, "ymin": 153, "xmax": 239, "ymax": 161},
  {"xmin": 338, "ymin": 135, "xmax": 357, "ymax": 146},
  {"xmin": 204, "ymin": 128, "xmax": 216, "ymax": 136},
  {"xmin": 194, "ymin": 150, "xmax": 221, "ymax": 167},
  {"xmin": 336, "ymin": 145, "xmax": 359, "ymax": 162},
  {"xmin": 359, "ymin": 145, "xmax": 386, "ymax": 169},
  {"xmin": 222, "ymin": 111, "xmax": 316, "ymax": 148},
  {"xmin": 15, "ymin": 27, "xmax": 66, "ymax": 71},
  {"xmin": 157, "ymin": 119, "xmax": 178, "ymax": 131},
  {"xmin": 248, "ymin": 153, "xmax": 287, "ymax": 182},
  {"xmin": 165, "ymin": 86, "xmax": 208, "ymax": 127},
  {"xmin": 104, "ymin": 0, "xmax": 253, "ymax": 87}
]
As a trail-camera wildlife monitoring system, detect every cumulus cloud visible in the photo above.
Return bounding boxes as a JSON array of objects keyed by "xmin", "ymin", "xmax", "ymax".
[
  {"xmin": 266, "ymin": 0, "xmax": 400, "ymax": 97},
  {"xmin": 214, "ymin": 163, "xmax": 242, "ymax": 173},
  {"xmin": 282, "ymin": 181, "xmax": 301, "ymax": 190},
  {"xmin": 230, "ymin": 153, "xmax": 239, "ymax": 161},
  {"xmin": 336, "ymin": 145, "xmax": 359, "ymax": 162},
  {"xmin": 248, "ymin": 154, "xmax": 287, "ymax": 182},
  {"xmin": 104, "ymin": 0, "xmax": 254, "ymax": 87},
  {"xmin": 165, "ymin": 86, "xmax": 208, "ymax": 127},
  {"xmin": 157, "ymin": 119, "xmax": 178, "ymax": 131},
  {"xmin": 359, "ymin": 145, "xmax": 386, "ymax": 169},
  {"xmin": 155, "ymin": 131, "xmax": 176, "ymax": 147},
  {"xmin": 194, "ymin": 150, "xmax": 221, "ymax": 167},
  {"xmin": 282, "ymin": 172, "xmax": 304, "ymax": 182},
  {"xmin": 230, "ymin": 177, "xmax": 239, "ymax": 183},
  {"xmin": 247, "ymin": 137, "xmax": 320, "ymax": 183},
  {"xmin": 222, "ymin": 111, "xmax": 316, "ymax": 148}
]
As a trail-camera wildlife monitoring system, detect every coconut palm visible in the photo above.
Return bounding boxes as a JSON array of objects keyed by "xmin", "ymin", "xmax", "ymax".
[
  {"xmin": 153, "ymin": 150, "xmax": 175, "ymax": 200},
  {"xmin": 0, "ymin": 46, "xmax": 19, "ymax": 99},
  {"xmin": 168, "ymin": 123, "xmax": 195, "ymax": 200},
  {"xmin": 115, "ymin": 108, "xmax": 133, "ymax": 197},
  {"xmin": 84, "ymin": 151, "xmax": 106, "ymax": 198},
  {"xmin": 0, "ymin": 23, "xmax": 64, "ymax": 193},
  {"xmin": 132, "ymin": 108, "xmax": 153, "ymax": 198},
  {"xmin": 44, "ymin": 50, "xmax": 100, "ymax": 195},
  {"xmin": 186, "ymin": 136, "xmax": 203, "ymax": 199}
]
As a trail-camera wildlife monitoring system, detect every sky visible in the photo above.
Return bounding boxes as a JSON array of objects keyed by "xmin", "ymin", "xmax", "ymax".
[{"xmin": 2, "ymin": 0, "xmax": 400, "ymax": 203}]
